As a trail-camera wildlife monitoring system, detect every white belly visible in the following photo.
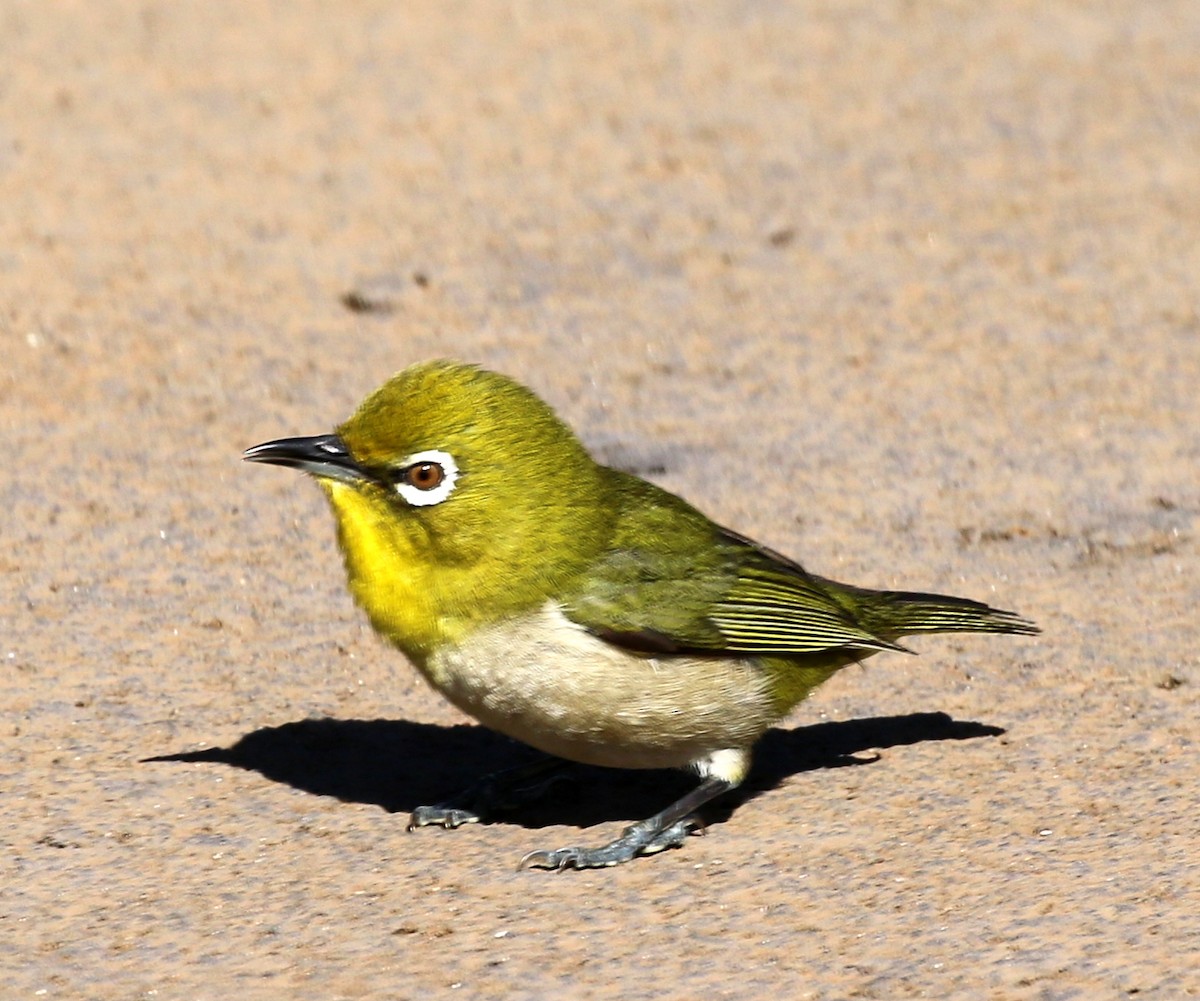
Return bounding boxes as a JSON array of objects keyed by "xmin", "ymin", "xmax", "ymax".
[{"xmin": 421, "ymin": 602, "xmax": 778, "ymax": 771}]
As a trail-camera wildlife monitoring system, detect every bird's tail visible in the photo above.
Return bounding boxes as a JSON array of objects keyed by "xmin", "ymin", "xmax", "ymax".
[{"xmin": 849, "ymin": 586, "xmax": 1040, "ymax": 643}]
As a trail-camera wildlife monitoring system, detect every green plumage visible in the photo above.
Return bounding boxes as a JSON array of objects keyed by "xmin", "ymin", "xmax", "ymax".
[{"xmin": 564, "ymin": 468, "xmax": 1036, "ymax": 660}]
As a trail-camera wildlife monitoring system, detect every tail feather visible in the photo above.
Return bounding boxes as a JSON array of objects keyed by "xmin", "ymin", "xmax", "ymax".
[{"xmin": 855, "ymin": 588, "xmax": 1040, "ymax": 641}]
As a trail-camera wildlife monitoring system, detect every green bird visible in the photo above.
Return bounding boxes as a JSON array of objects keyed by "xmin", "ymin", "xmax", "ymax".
[{"xmin": 244, "ymin": 359, "xmax": 1038, "ymax": 870}]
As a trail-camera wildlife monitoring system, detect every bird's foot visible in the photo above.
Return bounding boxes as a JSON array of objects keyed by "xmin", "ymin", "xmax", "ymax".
[
  {"xmin": 518, "ymin": 814, "xmax": 703, "ymax": 871},
  {"xmin": 407, "ymin": 756, "xmax": 572, "ymax": 832},
  {"xmin": 407, "ymin": 803, "xmax": 482, "ymax": 830}
]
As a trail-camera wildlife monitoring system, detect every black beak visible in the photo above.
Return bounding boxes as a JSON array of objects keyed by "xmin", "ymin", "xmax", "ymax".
[{"xmin": 243, "ymin": 434, "xmax": 369, "ymax": 484}]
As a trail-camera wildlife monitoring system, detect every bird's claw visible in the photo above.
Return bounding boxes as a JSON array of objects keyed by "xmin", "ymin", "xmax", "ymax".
[
  {"xmin": 406, "ymin": 758, "xmax": 573, "ymax": 833},
  {"xmin": 406, "ymin": 804, "xmax": 482, "ymax": 831},
  {"xmin": 517, "ymin": 816, "xmax": 702, "ymax": 871}
]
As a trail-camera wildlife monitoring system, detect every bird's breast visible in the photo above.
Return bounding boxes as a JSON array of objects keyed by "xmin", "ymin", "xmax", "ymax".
[{"xmin": 423, "ymin": 602, "xmax": 779, "ymax": 771}]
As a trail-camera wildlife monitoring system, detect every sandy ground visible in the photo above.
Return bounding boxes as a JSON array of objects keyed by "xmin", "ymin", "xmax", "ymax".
[{"xmin": 3, "ymin": 3, "xmax": 1199, "ymax": 998}]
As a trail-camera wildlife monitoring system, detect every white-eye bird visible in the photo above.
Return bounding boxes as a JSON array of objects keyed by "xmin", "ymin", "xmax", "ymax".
[{"xmin": 244, "ymin": 360, "xmax": 1038, "ymax": 869}]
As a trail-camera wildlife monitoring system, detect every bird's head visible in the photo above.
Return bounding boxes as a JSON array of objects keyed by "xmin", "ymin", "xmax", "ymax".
[{"xmin": 244, "ymin": 360, "xmax": 613, "ymax": 653}]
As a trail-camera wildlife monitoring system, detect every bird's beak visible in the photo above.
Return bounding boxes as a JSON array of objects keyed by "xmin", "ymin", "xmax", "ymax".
[{"xmin": 243, "ymin": 434, "xmax": 370, "ymax": 485}]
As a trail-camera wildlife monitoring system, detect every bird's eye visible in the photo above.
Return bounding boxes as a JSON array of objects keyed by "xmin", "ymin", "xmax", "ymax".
[
  {"xmin": 391, "ymin": 449, "xmax": 459, "ymax": 507},
  {"xmin": 404, "ymin": 461, "xmax": 444, "ymax": 491}
]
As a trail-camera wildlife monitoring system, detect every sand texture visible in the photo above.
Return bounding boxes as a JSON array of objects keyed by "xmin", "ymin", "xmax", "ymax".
[{"xmin": 3, "ymin": 3, "xmax": 1198, "ymax": 998}]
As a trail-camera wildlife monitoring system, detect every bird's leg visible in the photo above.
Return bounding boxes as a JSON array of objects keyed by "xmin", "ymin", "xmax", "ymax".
[
  {"xmin": 407, "ymin": 755, "xmax": 574, "ymax": 831},
  {"xmin": 519, "ymin": 774, "xmax": 734, "ymax": 870}
]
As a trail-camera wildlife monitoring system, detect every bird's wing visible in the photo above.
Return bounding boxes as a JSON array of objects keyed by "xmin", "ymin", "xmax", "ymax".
[{"xmin": 562, "ymin": 473, "xmax": 903, "ymax": 657}]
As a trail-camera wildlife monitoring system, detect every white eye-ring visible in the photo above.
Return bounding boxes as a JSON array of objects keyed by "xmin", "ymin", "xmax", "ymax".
[{"xmin": 392, "ymin": 449, "xmax": 459, "ymax": 507}]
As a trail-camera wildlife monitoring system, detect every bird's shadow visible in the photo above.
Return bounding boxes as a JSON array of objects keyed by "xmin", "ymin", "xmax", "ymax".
[{"xmin": 145, "ymin": 712, "xmax": 1003, "ymax": 830}]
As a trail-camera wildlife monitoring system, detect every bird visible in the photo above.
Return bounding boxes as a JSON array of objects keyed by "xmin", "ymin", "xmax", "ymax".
[{"xmin": 244, "ymin": 359, "xmax": 1038, "ymax": 870}]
